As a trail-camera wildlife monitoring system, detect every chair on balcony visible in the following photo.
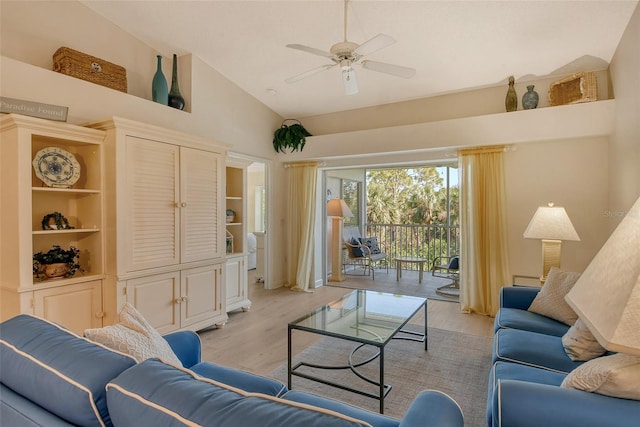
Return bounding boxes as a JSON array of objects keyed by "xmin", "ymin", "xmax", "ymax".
[
  {"xmin": 342, "ymin": 226, "xmax": 388, "ymax": 280},
  {"xmin": 432, "ymin": 255, "xmax": 460, "ymax": 296}
]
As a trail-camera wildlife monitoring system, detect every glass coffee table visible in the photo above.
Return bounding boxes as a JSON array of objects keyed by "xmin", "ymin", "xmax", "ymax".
[{"xmin": 287, "ymin": 289, "xmax": 427, "ymax": 414}]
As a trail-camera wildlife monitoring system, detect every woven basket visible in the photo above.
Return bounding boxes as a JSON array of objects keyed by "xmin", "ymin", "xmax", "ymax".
[
  {"xmin": 53, "ymin": 47, "xmax": 127, "ymax": 93},
  {"xmin": 548, "ymin": 72, "xmax": 597, "ymax": 106}
]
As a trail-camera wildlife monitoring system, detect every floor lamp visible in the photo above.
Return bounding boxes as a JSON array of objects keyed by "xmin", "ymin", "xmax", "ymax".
[
  {"xmin": 524, "ymin": 202, "xmax": 580, "ymax": 282},
  {"xmin": 327, "ymin": 198, "xmax": 353, "ymax": 282}
]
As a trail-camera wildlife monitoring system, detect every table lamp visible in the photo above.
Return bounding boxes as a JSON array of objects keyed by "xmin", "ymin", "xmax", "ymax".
[
  {"xmin": 565, "ymin": 197, "xmax": 640, "ymax": 355},
  {"xmin": 327, "ymin": 198, "xmax": 353, "ymax": 282},
  {"xmin": 524, "ymin": 202, "xmax": 580, "ymax": 282}
]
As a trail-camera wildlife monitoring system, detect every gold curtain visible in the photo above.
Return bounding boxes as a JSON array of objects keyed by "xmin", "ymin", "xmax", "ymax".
[
  {"xmin": 285, "ymin": 162, "xmax": 318, "ymax": 291},
  {"xmin": 459, "ymin": 146, "xmax": 511, "ymax": 316}
]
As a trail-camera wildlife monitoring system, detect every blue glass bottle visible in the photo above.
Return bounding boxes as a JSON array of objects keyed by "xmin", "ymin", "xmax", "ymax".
[{"xmin": 152, "ymin": 55, "xmax": 168, "ymax": 105}]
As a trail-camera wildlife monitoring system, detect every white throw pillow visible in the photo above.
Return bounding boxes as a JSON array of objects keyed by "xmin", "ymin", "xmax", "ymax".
[
  {"xmin": 528, "ymin": 267, "xmax": 580, "ymax": 325},
  {"xmin": 562, "ymin": 318, "xmax": 607, "ymax": 361},
  {"xmin": 85, "ymin": 303, "xmax": 182, "ymax": 366},
  {"xmin": 561, "ymin": 353, "xmax": 640, "ymax": 400}
]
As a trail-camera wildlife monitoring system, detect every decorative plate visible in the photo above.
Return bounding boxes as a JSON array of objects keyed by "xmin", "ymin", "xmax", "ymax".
[{"xmin": 32, "ymin": 147, "xmax": 81, "ymax": 188}]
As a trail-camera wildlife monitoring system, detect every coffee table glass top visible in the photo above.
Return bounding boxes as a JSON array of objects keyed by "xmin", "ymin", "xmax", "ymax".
[{"xmin": 289, "ymin": 289, "xmax": 426, "ymax": 346}]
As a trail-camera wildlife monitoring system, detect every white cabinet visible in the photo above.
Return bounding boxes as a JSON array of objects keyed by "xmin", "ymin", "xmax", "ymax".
[
  {"xmin": 0, "ymin": 114, "xmax": 106, "ymax": 334},
  {"xmin": 225, "ymin": 158, "xmax": 251, "ymax": 312},
  {"xmin": 126, "ymin": 265, "xmax": 224, "ymax": 335},
  {"xmin": 225, "ymin": 254, "xmax": 249, "ymax": 312},
  {"xmin": 33, "ymin": 280, "xmax": 103, "ymax": 335},
  {"xmin": 123, "ymin": 137, "xmax": 223, "ymax": 272},
  {"xmin": 88, "ymin": 117, "xmax": 227, "ymax": 330}
]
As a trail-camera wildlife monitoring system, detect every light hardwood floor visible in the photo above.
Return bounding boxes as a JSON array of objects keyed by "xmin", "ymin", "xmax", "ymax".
[{"xmin": 198, "ymin": 271, "xmax": 494, "ymax": 376}]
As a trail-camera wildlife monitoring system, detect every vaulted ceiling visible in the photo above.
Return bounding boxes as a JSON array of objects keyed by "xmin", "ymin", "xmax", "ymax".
[{"xmin": 82, "ymin": 1, "xmax": 638, "ymax": 118}]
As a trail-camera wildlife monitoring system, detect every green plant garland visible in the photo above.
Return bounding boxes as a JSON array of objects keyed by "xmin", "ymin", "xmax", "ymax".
[
  {"xmin": 272, "ymin": 119, "xmax": 312, "ymax": 153},
  {"xmin": 33, "ymin": 245, "xmax": 81, "ymax": 277}
]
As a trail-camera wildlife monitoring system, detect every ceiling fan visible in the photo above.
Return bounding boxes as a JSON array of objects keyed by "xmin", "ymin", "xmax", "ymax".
[{"xmin": 284, "ymin": 0, "xmax": 415, "ymax": 95}]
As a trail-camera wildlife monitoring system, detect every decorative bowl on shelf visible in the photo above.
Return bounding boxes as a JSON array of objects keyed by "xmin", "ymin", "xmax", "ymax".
[{"xmin": 33, "ymin": 245, "xmax": 80, "ymax": 279}]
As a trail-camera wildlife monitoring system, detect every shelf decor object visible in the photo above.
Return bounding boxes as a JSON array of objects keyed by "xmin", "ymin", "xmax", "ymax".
[
  {"xmin": 53, "ymin": 46, "xmax": 127, "ymax": 93},
  {"xmin": 32, "ymin": 146, "xmax": 81, "ymax": 188},
  {"xmin": 505, "ymin": 76, "xmax": 518, "ymax": 112},
  {"xmin": 548, "ymin": 72, "xmax": 597, "ymax": 106},
  {"xmin": 523, "ymin": 202, "xmax": 580, "ymax": 282},
  {"xmin": 226, "ymin": 230, "xmax": 234, "ymax": 254},
  {"xmin": 33, "ymin": 245, "xmax": 81, "ymax": 279},
  {"xmin": 168, "ymin": 54, "xmax": 185, "ymax": 110},
  {"xmin": 522, "ymin": 85, "xmax": 539, "ymax": 109},
  {"xmin": 41, "ymin": 212, "xmax": 74, "ymax": 230},
  {"xmin": 226, "ymin": 209, "xmax": 236, "ymax": 223},
  {"xmin": 152, "ymin": 55, "xmax": 169, "ymax": 105}
]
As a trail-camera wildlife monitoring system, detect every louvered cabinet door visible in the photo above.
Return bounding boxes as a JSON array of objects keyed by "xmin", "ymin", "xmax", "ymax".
[
  {"xmin": 180, "ymin": 147, "xmax": 222, "ymax": 263},
  {"xmin": 125, "ymin": 137, "xmax": 180, "ymax": 271}
]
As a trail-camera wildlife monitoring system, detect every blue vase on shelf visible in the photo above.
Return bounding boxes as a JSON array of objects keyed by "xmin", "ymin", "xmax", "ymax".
[
  {"xmin": 522, "ymin": 85, "xmax": 539, "ymax": 109},
  {"xmin": 152, "ymin": 55, "xmax": 168, "ymax": 105}
]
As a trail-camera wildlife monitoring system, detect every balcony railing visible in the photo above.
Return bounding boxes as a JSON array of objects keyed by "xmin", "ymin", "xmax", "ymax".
[{"xmin": 365, "ymin": 223, "xmax": 460, "ymax": 271}]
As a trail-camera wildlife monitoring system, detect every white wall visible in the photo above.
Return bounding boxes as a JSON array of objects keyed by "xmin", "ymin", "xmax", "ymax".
[
  {"xmin": 609, "ymin": 3, "xmax": 640, "ymax": 226},
  {"xmin": 505, "ymin": 137, "xmax": 610, "ymax": 279}
]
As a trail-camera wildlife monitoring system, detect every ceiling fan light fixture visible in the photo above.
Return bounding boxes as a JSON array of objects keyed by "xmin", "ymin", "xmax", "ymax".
[
  {"xmin": 342, "ymin": 67, "xmax": 358, "ymax": 95},
  {"xmin": 340, "ymin": 59, "xmax": 352, "ymax": 71}
]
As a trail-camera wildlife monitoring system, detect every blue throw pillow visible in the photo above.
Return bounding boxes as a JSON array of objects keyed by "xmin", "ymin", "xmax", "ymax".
[
  {"xmin": 360, "ymin": 237, "xmax": 381, "ymax": 255},
  {"xmin": 350, "ymin": 238, "xmax": 365, "ymax": 257},
  {"xmin": 448, "ymin": 256, "xmax": 459, "ymax": 270}
]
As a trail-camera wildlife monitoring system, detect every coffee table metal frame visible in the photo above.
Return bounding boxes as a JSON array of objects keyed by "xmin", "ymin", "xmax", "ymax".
[{"xmin": 287, "ymin": 290, "xmax": 427, "ymax": 414}]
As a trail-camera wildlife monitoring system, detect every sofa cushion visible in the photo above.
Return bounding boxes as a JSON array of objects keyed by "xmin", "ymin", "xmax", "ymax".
[
  {"xmin": 493, "ymin": 328, "xmax": 584, "ymax": 373},
  {"xmin": 191, "ymin": 362, "xmax": 288, "ymax": 396},
  {"xmin": 487, "ymin": 361, "xmax": 567, "ymax": 427},
  {"xmin": 0, "ymin": 383, "xmax": 75, "ymax": 427},
  {"xmin": 562, "ymin": 318, "xmax": 607, "ymax": 361},
  {"xmin": 494, "ymin": 307, "xmax": 570, "ymax": 336},
  {"xmin": 562, "ymin": 353, "xmax": 640, "ymax": 400},
  {"xmin": 528, "ymin": 267, "xmax": 580, "ymax": 326},
  {"xmin": 85, "ymin": 302, "xmax": 182, "ymax": 366},
  {"xmin": 0, "ymin": 314, "xmax": 136, "ymax": 427},
  {"xmin": 107, "ymin": 359, "xmax": 373, "ymax": 427},
  {"xmin": 283, "ymin": 390, "xmax": 398, "ymax": 427}
]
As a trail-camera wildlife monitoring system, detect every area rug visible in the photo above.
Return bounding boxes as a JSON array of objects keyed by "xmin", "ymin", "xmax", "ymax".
[
  {"xmin": 270, "ymin": 327, "xmax": 492, "ymax": 427},
  {"xmin": 331, "ymin": 268, "xmax": 459, "ymax": 302}
]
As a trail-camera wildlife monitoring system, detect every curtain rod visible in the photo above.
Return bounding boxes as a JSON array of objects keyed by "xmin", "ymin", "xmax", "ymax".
[
  {"xmin": 458, "ymin": 145, "xmax": 512, "ymax": 155},
  {"xmin": 283, "ymin": 161, "xmax": 326, "ymax": 168}
]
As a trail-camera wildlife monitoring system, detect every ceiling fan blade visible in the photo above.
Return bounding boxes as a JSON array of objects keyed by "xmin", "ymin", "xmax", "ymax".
[
  {"xmin": 361, "ymin": 60, "xmax": 416, "ymax": 79},
  {"xmin": 353, "ymin": 33, "xmax": 396, "ymax": 57},
  {"xmin": 285, "ymin": 64, "xmax": 336, "ymax": 84},
  {"xmin": 342, "ymin": 67, "xmax": 359, "ymax": 95},
  {"xmin": 286, "ymin": 44, "xmax": 335, "ymax": 59}
]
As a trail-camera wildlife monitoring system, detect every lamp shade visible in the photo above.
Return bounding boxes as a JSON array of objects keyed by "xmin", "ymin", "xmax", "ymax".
[
  {"xmin": 565, "ymin": 197, "xmax": 640, "ymax": 355},
  {"xmin": 523, "ymin": 204, "xmax": 580, "ymax": 241},
  {"xmin": 327, "ymin": 198, "xmax": 353, "ymax": 218}
]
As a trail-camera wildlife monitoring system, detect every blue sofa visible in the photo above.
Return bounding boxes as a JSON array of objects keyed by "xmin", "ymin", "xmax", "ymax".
[
  {"xmin": 1, "ymin": 314, "xmax": 463, "ymax": 427},
  {"xmin": 488, "ymin": 286, "xmax": 640, "ymax": 427}
]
